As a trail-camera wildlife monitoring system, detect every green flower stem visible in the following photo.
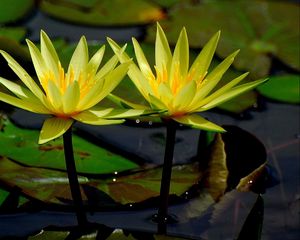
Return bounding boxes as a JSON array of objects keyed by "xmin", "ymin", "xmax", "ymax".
[
  {"xmin": 157, "ymin": 119, "xmax": 177, "ymax": 234},
  {"xmin": 63, "ymin": 127, "xmax": 88, "ymax": 226}
]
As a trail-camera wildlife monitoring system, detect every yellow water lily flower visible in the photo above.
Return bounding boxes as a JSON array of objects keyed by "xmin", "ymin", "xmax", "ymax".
[
  {"xmin": 108, "ymin": 23, "xmax": 267, "ymax": 132},
  {"xmin": 0, "ymin": 31, "xmax": 145, "ymax": 144}
]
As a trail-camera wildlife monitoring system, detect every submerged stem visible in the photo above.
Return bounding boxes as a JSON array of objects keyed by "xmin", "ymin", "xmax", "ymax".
[
  {"xmin": 63, "ymin": 127, "xmax": 88, "ymax": 226},
  {"xmin": 157, "ymin": 119, "xmax": 177, "ymax": 234}
]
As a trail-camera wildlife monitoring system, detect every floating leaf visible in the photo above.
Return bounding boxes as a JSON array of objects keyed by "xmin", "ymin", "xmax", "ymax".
[
  {"xmin": 28, "ymin": 228, "xmax": 189, "ymax": 240},
  {"xmin": 0, "ymin": 27, "xmax": 27, "ymax": 42},
  {"xmin": 0, "ymin": 156, "xmax": 201, "ymax": 206},
  {"xmin": 0, "ymin": 0, "xmax": 34, "ymax": 24},
  {"xmin": 39, "ymin": 0, "xmax": 165, "ymax": 26},
  {"xmin": 0, "ymin": 120, "xmax": 138, "ymax": 174},
  {"xmin": 237, "ymin": 163, "xmax": 267, "ymax": 193},
  {"xmin": 237, "ymin": 195, "xmax": 264, "ymax": 240},
  {"xmin": 221, "ymin": 125, "xmax": 267, "ymax": 190},
  {"xmin": 257, "ymin": 74, "xmax": 300, "ymax": 104},
  {"xmin": 0, "ymin": 36, "xmax": 30, "ymax": 61},
  {"xmin": 146, "ymin": 1, "xmax": 300, "ymax": 78},
  {"xmin": 151, "ymin": 0, "xmax": 182, "ymax": 8},
  {"xmin": 201, "ymin": 133, "xmax": 228, "ymax": 201}
]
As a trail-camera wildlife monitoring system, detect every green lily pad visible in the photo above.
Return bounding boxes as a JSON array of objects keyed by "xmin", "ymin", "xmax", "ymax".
[
  {"xmin": 0, "ymin": 120, "xmax": 138, "ymax": 174},
  {"xmin": 257, "ymin": 74, "xmax": 300, "ymax": 104},
  {"xmin": 0, "ymin": 189, "xmax": 9, "ymax": 206},
  {"xmin": 146, "ymin": 1, "xmax": 300, "ymax": 78},
  {"xmin": 151, "ymin": 0, "xmax": 183, "ymax": 8},
  {"xmin": 0, "ymin": 0, "xmax": 34, "ymax": 24},
  {"xmin": 0, "ymin": 27, "xmax": 27, "ymax": 42},
  {"xmin": 39, "ymin": 0, "xmax": 165, "ymax": 26},
  {"xmin": 0, "ymin": 36, "xmax": 30, "ymax": 62},
  {"xmin": 0, "ymin": 156, "xmax": 201, "ymax": 206}
]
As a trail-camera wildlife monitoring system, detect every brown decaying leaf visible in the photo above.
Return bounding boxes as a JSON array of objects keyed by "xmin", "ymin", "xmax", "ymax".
[
  {"xmin": 236, "ymin": 163, "xmax": 267, "ymax": 192},
  {"xmin": 202, "ymin": 133, "xmax": 228, "ymax": 201}
]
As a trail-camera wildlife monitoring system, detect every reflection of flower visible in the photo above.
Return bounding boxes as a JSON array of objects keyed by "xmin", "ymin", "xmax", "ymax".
[
  {"xmin": 0, "ymin": 31, "xmax": 144, "ymax": 144},
  {"xmin": 108, "ymin": 23, "xmax": 267, "ymax": 132}
]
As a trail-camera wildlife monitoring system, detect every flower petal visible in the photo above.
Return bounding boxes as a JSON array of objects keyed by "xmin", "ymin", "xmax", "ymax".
[
  {"xmin": 155, "ymin": 23, "xmax": 172, "ymax": 73},
  {"xmin": 39, "ymin": 117, "xmax": 73, "ymax": 144},
  {"xmin": 0, "ymin": 51, "xmax": 45, "ymax": 101},
  {"xmin": 107, "ymin": 38, "xmax": 153, "ymax": 99},
  {"xmin": 170, "ymin": 27, "xmax": 189, "ymax": 79},
  {"xmin": 0, "ymin": 76, "xmax": 37, "ymax": 100},
  {"xmin": 73, "ymin": 110, "xmax": 124, "ymax": 125},
  {"xmin": 189, "ymin": 31, "xmax": 220, "ymax": 82},
  {"xmin": 87, "ymin": 45, "xmax": 105, "ymax": 77},
  {"xmin": 198, "ymin": 78, "xmax": 268, "ymax": 111},
  {"xmin": 193, "ymin": 72, "xmax": 249, "ymax": 110},
  {"xmin": 107, "ymin": 94, "xmax": 149, "ymax": 110},
  {"xmin": 26, "ymin": 39, "xmax": 47, "ymax": 80},
  {"xmin": 95, "ymin": 54, "xmax": 118, "ymax": 80},
  {"xmin": 132, "ymin": 37, "xmax": 154, "ymax": 78},
  {"xmin": 40, "ymin": 30, "xmax": 60, "ymax": 80},
  {"xmin": 78, "ymin": 61, "xmax": 131, "ymax": 110},
  {"xmin": 63, "ymin": 81, "xmax": 80, "ymax": 114},
  {"xmin": 47, "ymin": 80, "xmax": 63, "ymax": 110},
  {"xmin": 173, "ymin": 80, "xmax": 196, "ymax": 109},
  {"xmin": 68, "ymin": 36, "xmax": 88, "ymax": 80},
  {"xmin": 0, "ymin": 91, "xmax": 50, "ymax": 114},
  {"xmin": 173, "ymin": 114, "xmax": 225, "ymax": 132},
  {"xmin": 148, "ymin": 94, "xmax": 168, "ymax": 110},
  {"xmin": 192, "ymin": 50, "xmax": 239, "ymax": 104},
  {"xmin": 103, "ymin": 109, "xmax": 146, "ymax": 119}
]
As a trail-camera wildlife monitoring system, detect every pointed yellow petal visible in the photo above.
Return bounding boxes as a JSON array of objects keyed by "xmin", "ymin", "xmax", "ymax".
[
  {"xmin": 47, "ymin": 80, "xmax": 62, "ymax": 110},
  {"xmin": 174, "ymin": 80, "xmax": 196, "ymax": 109},
  {"xmin": 78, "ymin": 61, "xmax": 131, "ymax": 110},
  {"xmin": 0, "ymin": 51, "xmax": 45, "ymax": 101},
  {"xmin": 194, "ymin": 72, "xmax": 249, "ymax": 110},
  {"xmin": 199, "ymin": 78, "xmax": 268, "ymax": 111},
  {"xmin": 75, "ymin": 108, "xmax": 113, "ymax": 120},
  {"xmin": 107, "ymin": 93, "xmax": 149, "ymax": 110},
  {"xmin": 95, "ymin": 54, "xmax": 118, "ymax": 80},
  {"xmin": 87, "ymin": 45, "xmax": 105, "ymax": 77},
  {"xmin": 40, "ymin": 30, "xmax": 60, "ymax": 80},
  {"xmin": 68, "ymin": 36, "xmax": 88, "ymax": 80},
  {"xmin": 158, "ymin": 82, "xmax": 173, "ymax": 103},
  {"xmin": 189, "ymin": 31, "xmax": 220, "ymax": 82},
  {"xmin": 170, "ymin": 27, "xmax": 189, "ymax": 79},
  {"xmin": 103, "ymin": 109, "xmax": 146, "ymax": 119},
  {"xmin": 155, "ymin": 23, "xmax": 172, "ymax": 73},
  {"xmin": 0, "ymin": 91, "xmax": 50, "ymax": 114},
  {"xmin": 0, "ymin": 77, "xmax": 36, "ymax": 100},
  {"xmin": 63, "ymin": 81, "xmax": 80, "ymax": 113},
  {"xmin": 107, "ymin": 38, "xmax": 153, "ymax": 100},
  {"xmin": 148, "ymin": 94, "xmax": 168, "ymax": 110},
  {"xmin": 173, "ymin": 114, "xmax": 225, "ymax": 132},
  {"xmin": 73, "ymin": 110, "xmax": 124, "ymax": 125},
  {"xmin": 39, "ymin": 117, "xmax": 73, "ymax": 144},
  {"xmin": 192, "ymin": 50, "xmax": 239, "ymax": 104},
  {"xmin": 26, "ymin": 39, "xmax": 47, "ymax": 80},
  {"xmin": 132, "ymin": 37, "xmax": 154, "ymax": 78}
]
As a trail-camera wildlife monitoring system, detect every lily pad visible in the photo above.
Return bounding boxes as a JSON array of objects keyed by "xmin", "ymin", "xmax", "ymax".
[
  {"xmin": 146, "ymin": 1, "xmax": 300, "ymax": 78},
  {"xmin": 237, "ymin": 195, "xmax": 264, "ymax": 240},
  {"xmin": 0, "ymin": 119, "xmax": 139, "ymax": 174},
  {"xmin": 0, "ymin": 0, "xmax": 34, "ymax": 24},
  {"xmin": 0, "ymin": 27, "xmax": 27, "ymax": 42},
  {"xmin": 39, "ymin": 0, "xmax": 165, "ymax": 26},
  {"xmin": 257, "ymin": 74, "xmax": 300, "ymax": 104},
  {"xmin": 0, "ymin": 156, "xmax": 201, "ymax": 206}
]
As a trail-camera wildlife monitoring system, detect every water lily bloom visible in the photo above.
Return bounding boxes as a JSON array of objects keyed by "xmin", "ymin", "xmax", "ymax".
[
  {"xmin": 108, "ymin": 23, "xmax": 267, "ymax": 132},
  {"xmin": 0, "ymin": 31, "xmax": 145, "ymax": 144}
]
